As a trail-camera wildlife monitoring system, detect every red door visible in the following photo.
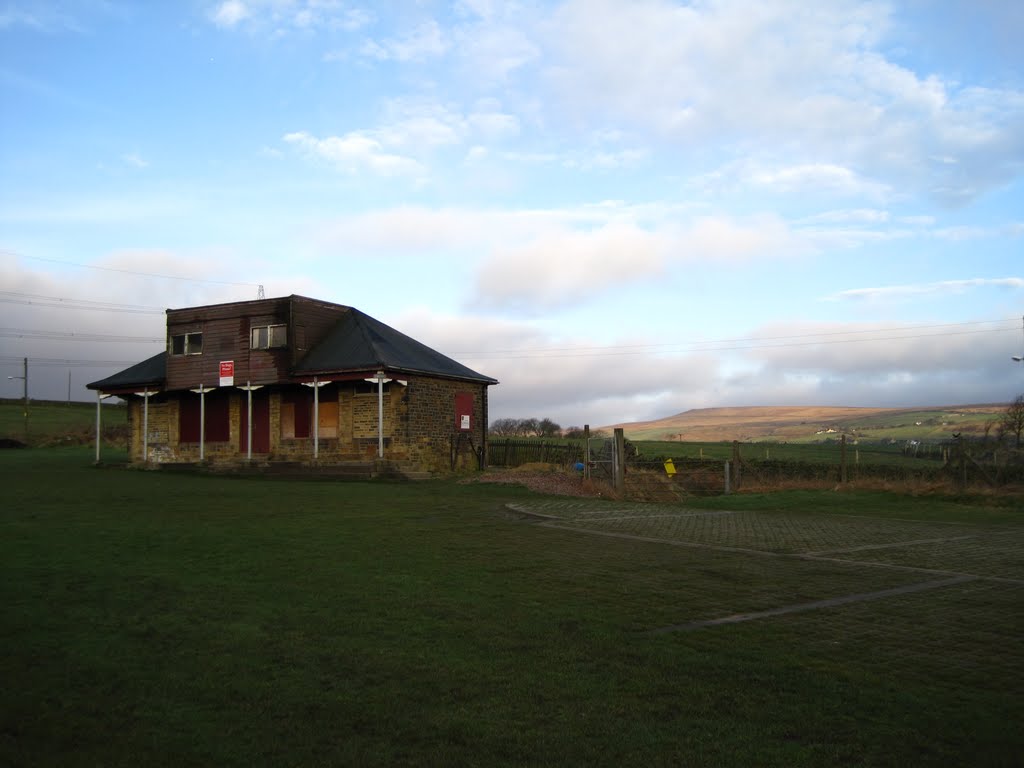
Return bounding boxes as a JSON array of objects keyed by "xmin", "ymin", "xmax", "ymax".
[{"xmin": 240, "ymin": 392, "xmax": 270, "ymax": 454}]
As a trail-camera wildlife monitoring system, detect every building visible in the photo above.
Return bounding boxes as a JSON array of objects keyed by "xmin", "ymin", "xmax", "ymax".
[{"xmin": 87, "ymin": 295, "xmax": 497, "ymax": 474}]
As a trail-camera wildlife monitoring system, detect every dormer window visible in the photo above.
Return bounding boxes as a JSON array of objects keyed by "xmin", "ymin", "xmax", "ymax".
[
  {"xmin": 251, "ymin": 324, "xmax": 287, "ymax": 349},
  {"xmin": 170, "ymin": 332, "xmax": 203, "ymax": 356}
]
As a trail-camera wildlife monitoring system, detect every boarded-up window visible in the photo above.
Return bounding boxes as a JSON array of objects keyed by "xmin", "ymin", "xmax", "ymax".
[
  {"xmin": 319, "ymin": 400, "xmax": 338, "ymax": 439},
  {"xmin": 281, "ymin": 391, "xmax": 312, "ymax": 439},
  {"xmin": 205, "ymin": 394, "xmax": 230, "ymax": 442},
  {"xmin": 178, "ymin": 392, "xmax": 230, "ymax": 443},
  {"xmin": 179, "ymin": 397, "xmax": 200, "ymax": 443},
  {"xmin": 281, "ymin": 402, "xmax": 295, "ymax": 439}
]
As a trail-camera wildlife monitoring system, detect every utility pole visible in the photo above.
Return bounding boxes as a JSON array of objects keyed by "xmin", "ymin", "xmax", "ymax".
[
  {"xmin": 1013, "ymin": 315, "xmax": 1024, "ymax": 364},
  {"xmin": 7, "ymin": 357, "xmax": 28, "ymax": 441}
]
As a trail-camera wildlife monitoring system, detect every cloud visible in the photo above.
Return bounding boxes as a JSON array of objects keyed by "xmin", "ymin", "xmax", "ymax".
[
  {"xmin": 360, "ymin": 19, "xmax": 448, "ymax": 62},
  {"xmin": 121, "ymin": 153, "xmax": 149, "ymax": 169},
  {"xmin": 308, "ymin": 203, "xmax": 807, "ymax": 311},
  {"xmin": 282, "ymin": 100, "xmax": 520, "ymax": 179},
  {"xmin": 679, "ymin": 214, "xmax": 805, "ymax": 261},
  {"xmin": 0, "ymin": 195, "xmax": 192, "ymax": 224},
  {"xmin": 0, "ymin": 4, "xmax": 83, "ymax": 32},
  {"xmin": 473, "ymin": 222, "xmax": 668, "ymax": 310},
  {"xmin": 207, "ymin": 0, "xmax": 372, "ymax": 34},
  {"xmin": 823, "ymin": 278, "xmax": 1024, "ymax": 303},
  {"xmin": 746, "ymin": 163, "xmax": 891, "ymax": 199},
  {"xmin": 802, "ymin": 209, "xmax": 891, "ymax": 225},
  {"xmin": 450, "ymin": 12, "xmax": 541, "ymax": 82},
  {"xmin": 729, "ymin": 318, "xmax": 1024, "ymax": 409},
  {"xmin": 282, "ymin": 130, "xmax": 424, "ymax": 177},
  {"xmin": 389, "ymin": 309, "xmax": 1022, "ymax": 426},
  {"xmin": 391, "ymin": 305, "xmax": 718, "ymax": 425},
  {"xmin": 210, "ymin": 0, "xmax": 249, "ymax": 28},
  {"xmin": 540, "ymin": 0, "xmax": 1024, "ymax": 203}
]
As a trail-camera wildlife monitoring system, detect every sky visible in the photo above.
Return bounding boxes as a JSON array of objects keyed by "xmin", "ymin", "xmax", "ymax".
[{"xmin": 1, "ymin": 0, "xmax": 1023, "ymax": 429}]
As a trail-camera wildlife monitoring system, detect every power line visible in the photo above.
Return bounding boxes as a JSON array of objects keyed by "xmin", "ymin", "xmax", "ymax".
[
  {"xmin": 2, "ymin": 249, "xmax": 261, "ymax": 288},
  {"xmin": 454, "ymin": 318, "xmax": 1021, "ymax": 357},
  {"xmin": 0, "ymin": 328, "xmax": 163, "ymax": 343},
  {"xmin": 0, "ymin": 291, "xmax": 166, "ymax": 314},
  {"xmin": 0, "ymin": 356, "xmax": 142, "ymax": 367},
  {"xmin": 455, "ymin": 323, "xmax": 1023, "ymax": 361}
]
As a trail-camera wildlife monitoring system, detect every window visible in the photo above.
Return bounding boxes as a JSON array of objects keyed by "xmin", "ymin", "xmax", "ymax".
[
  {"xmin": 251, "ymin": 324, "xmax": 287, "ymax": 350},
  {"xmin": 281, "ymin": 390, "xmax": 311, "ymax": 439},
  {"xmin": 170, "ymin": 332, "xmax": 203, "ymax": 356},
  {"xmin": 318, "ymin": 401, "xmax": 338, "ymax": 439}
]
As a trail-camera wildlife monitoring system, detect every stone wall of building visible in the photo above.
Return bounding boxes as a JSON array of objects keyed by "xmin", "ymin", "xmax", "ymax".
[{"xmin": 127, "ymin": 375, "xmax": 490, "ymax": 473}]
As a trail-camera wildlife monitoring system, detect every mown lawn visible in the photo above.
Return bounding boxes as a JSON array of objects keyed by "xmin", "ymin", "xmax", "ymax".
[{"xmin": 1, "ymin": 448, "xmax": 1021, "ymax": 766}]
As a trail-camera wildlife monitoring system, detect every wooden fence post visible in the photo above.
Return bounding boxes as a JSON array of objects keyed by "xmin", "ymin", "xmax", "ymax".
[
  {"xmin": 731, "ymin": 441, "xmax": 742, "ymax": 491},
  {"xmin": 613, "ymin": 428, "xmax": 626, "ymax": 493},
  {"xmin": 840, "ymin": 434, "xmax": 848, "ymax": 484},
  {"xmin": 583, "ymin": 424, "xmax": 591, "ymax": 480},
  {"xmin": 954, "ymin": 435, "xmax": 966, "ymax": 490}
]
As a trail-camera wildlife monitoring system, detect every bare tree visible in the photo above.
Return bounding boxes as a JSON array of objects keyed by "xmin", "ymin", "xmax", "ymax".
[
  {"xmin": 1001, "ymin": 395, "xmax": 1024, "ymax": 449},
  {"xmin": 537, "ymin": 418, "xmax": 561, "ymax": 437},
  {"xmin": 489, "ymin": 418, "xmax": 519, "ymax": 437}
]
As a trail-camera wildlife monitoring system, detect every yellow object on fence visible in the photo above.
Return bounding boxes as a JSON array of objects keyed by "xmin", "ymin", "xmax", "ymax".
[{"xmin": 664, "ymin": 458, "xmax": 677, "ymax": 476}]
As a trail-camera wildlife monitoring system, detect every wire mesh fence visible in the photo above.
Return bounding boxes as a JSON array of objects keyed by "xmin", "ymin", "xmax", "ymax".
[{"xmin": 487, "ymin": 434, "xmax": 1024, "ymax": 494}]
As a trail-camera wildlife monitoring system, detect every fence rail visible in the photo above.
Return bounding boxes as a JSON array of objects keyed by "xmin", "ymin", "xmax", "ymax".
[
  {"xmin": 488, "ymin": 438, "xmax": 584, "ymax": 468},
  {"xmin": 487, "ymin": 435, "xmax": 1024, "ymax": 493}
]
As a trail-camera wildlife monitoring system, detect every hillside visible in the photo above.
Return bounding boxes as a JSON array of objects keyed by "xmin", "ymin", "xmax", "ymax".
[{"xmin": 604, "ymin": 404, "xmax": 1009, "ymax": 443}]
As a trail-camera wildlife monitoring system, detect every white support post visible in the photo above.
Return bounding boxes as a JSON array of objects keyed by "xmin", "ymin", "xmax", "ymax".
[
  {"xmin": 134, "ymin": 388, "xmax": 158, "ymax": 463},
  {"xmin": 364, "ymin": 370, "xmax": 393, "ymax": 458},
  {"xmin": 238, "ymin": 381, "xmax": 264, "ymax": 461},
  {"xmin": 302, "ymin": 378, "xmax": 328, "ymax": 460},
  {"xmin": 94, "ymin": 391, "xmax": 111, "ymax": 463},
  {"xmin": 190, "ymin": 385, "xmax": 216, "ymax": 462}
]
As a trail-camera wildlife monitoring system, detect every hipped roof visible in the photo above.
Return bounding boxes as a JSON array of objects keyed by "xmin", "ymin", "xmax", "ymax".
[
  {"xmin": 87, "ymin": 301, "xmax": 497, "ymax": 393},
  {"xmin": 293, "ymin": 307, "xmax": 496, "ymax": 384}
]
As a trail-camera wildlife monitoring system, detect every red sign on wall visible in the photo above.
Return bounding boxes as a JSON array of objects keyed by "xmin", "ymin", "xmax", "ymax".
[{"xmin": 219, "ymin": 360, "xmax": 235, "ymax": 386}]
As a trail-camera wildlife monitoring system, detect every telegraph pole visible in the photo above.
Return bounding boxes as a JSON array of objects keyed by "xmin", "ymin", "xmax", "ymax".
[{"xmin": 7, "ymin": 357, "xmax": 28, "ymax": 441}]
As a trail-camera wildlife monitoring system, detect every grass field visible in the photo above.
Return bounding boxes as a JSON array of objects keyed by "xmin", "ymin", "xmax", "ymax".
[
  {"xmin": 614, "ymin": 404, "xmax": 1007, "ymax": 443},
  {"xmin": 0, "ymin": 399, "xmax": 127, "ymax": 447},
  {"xmin": 2, "ymin": 448, "xmax": 1022, "ymax": 766}
]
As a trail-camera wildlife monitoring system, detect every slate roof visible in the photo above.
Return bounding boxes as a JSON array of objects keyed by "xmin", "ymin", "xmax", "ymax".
[
  {"xmin": 87, "ymin": 302, "xmax": 497, "ymax": 392},
  {"xmin": 295, "ymin": 307, "xmax": 497, "ymax": 384},
  {"xmin": 87, "ymin": 352, "xmax": 167, "ymax": 393}
]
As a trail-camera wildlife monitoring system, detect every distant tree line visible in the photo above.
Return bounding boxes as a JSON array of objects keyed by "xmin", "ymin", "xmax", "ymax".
[
  {"xmin": 489, "ymin": 417, "xmax": 561, "ymax": 437},
  {"xmin": 488, "ymin": 418, "xmax": 604, "ymax": 439}
]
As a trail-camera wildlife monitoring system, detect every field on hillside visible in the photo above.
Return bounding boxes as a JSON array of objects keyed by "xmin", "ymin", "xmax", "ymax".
[
  {"xmin": 2, "ymin": 448, "xmax": 1021, "ymax": 766},
  {"xmin": 0, "ymin": 399, "xmax": 127, "ymax": 447},
  {"xmin": 611, "ymin": 404, "xmax": 1008, "ymax": 443}
]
